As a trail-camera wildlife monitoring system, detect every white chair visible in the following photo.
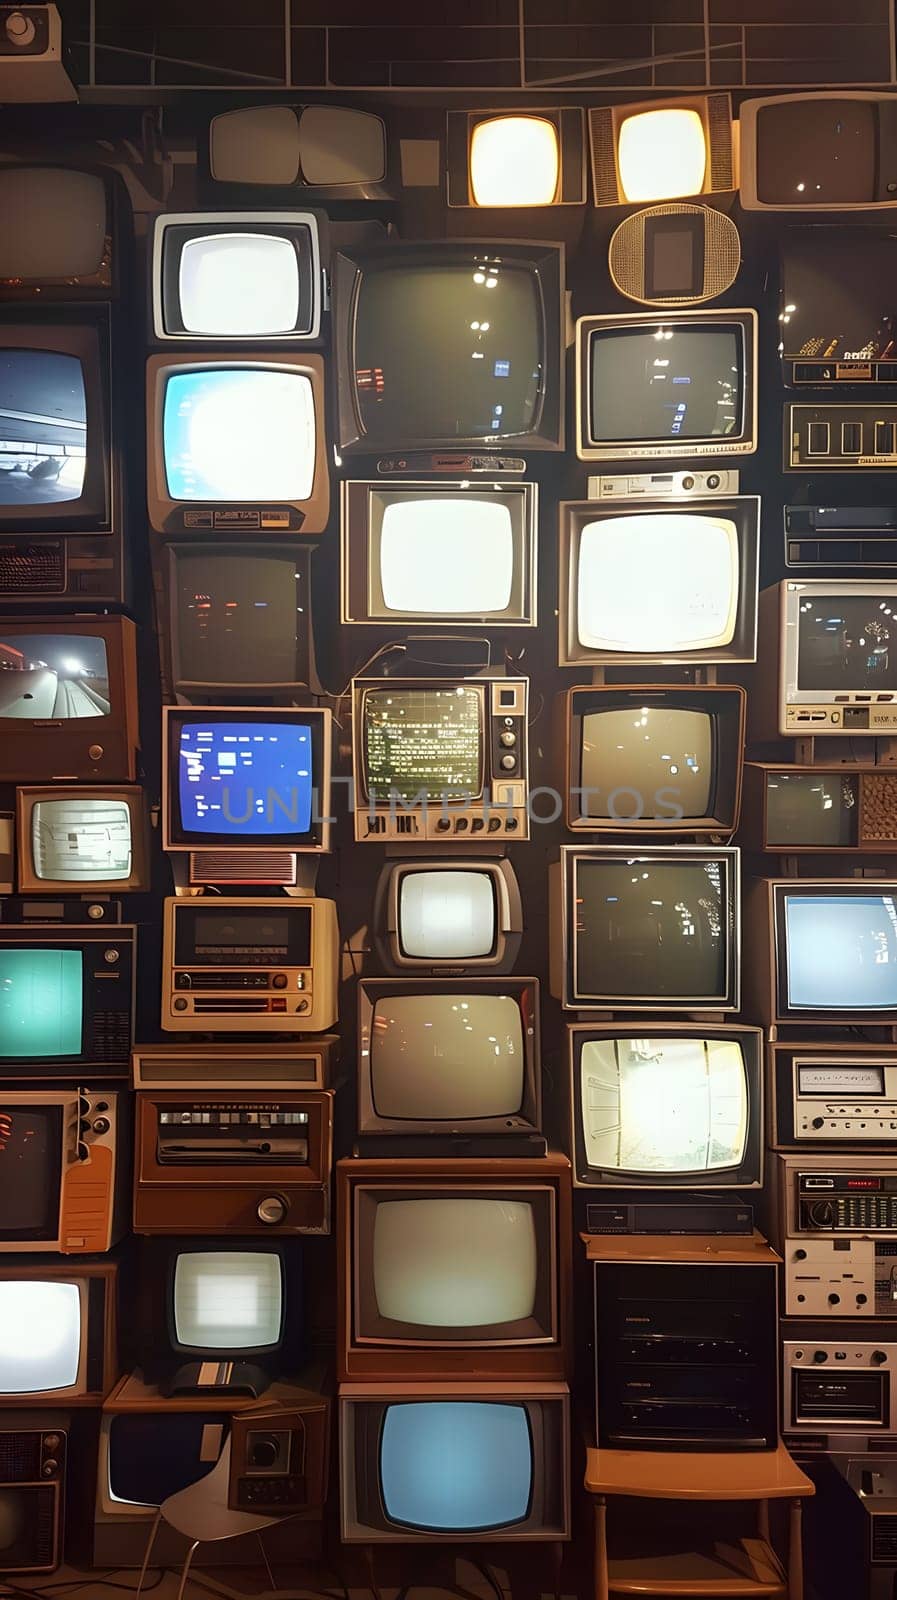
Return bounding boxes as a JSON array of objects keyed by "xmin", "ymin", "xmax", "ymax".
[{"xmin": 135, "ymin": 1436, "xmax": 284, "ymax": 1600}]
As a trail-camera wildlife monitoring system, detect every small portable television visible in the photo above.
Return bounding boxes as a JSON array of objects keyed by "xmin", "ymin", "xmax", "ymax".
[
  {"xmin": 575, "ymin": 308, "xmax": 757, "ymax": 462},
  {"xmin": 352, "ymin": 674, "xmax": 529, "ymax": 843},
  {"xmin": 372, "ymin": 857, "xmax": 523, "ymax": 974},
  {"xmin": 340, "ymin": 478, "xmax": 537, "ymax": 628},
  {"xmin": 0, "ymin": 1088, "xmax": 124, "ymax": 1252},
  {"xmin": 138, "ymin": 1240, "xmax": 301, "ymax": 1398},
  {"xmin": 208, "ymin": 104, "xmax": 389, "ymax": 196},
  {"xmin": 781, "ymin": 229, "xmax": 897, "ymax": 385},
  {"xmin": 0, "ymin": 164, "xmax": 117, "ymax": 298},
  {"xmin": 746, "ymin": 878, "xmax": 897, "ymax": 1028},
  {"xmin": 445, "ymin": 109, "xmax": 586, "ymax": 207},
  {"xmin": 332, "ymin": 238, "xmax": 564, "ymax": 454},
  {"xmin": 151, "ymin": 211, "xmax": 324, "ymax": 342},
  {"xmin": 0, "ymin": 922, "xmax": 135, "ymax": 1078},
  {"xmin": 563, "ymin": 684, "xmax": 745, "ymax": 835},
  {"xmin": 739, "ymin": 93, "xmax": 897, "ymax": 212},
  {"xmin": 558, "ymin": 496, "xmax": 759, "ymax": 667},
  {"xmin": 162, "ymin": 541, "xmax": 316, "ymax": 700},
  {"xmin": 357, "ymin": 977, "xmax": 540, "ymax": 1138},
  {"xmin": 550, "ymin": 844, "xmax": 741, "ymax": 1013},
  {"xmin": 0, "ymin": 1259, "xmax": 117, "ymax": 1401},
  {"xmin": 162, "ymin": 705, "xmax": 332, "ymax": 886},
  {"xmin": 0, "ymin": 1425, "xmax": 65, "ymax": 1573},
  {"xmin": 608, "ymin": 202, "xmax": 742, "ymax": 309},
  {"xmin": 588, "ymin": 93, "xmax": 735, "ymax": 206},
  {"xmin": 146, "ymin": 350, "xmax": 328, "ymax": 536},
  {"xmin": 337, "ymin": 1155, "xmax": 571, "ymax": 1380},
  {"xmin": 340, "ymin": 1382, "xmax": 570, "ymax": 1542},
  {"xmin": 567, "ymin": 1024, "xmax": 763, "ymax": 1190},
  {"xmin": 0, "ymin": 615, "xmax": 139, "ymax": 782},
  {"xmin": 15, "ymin": 785, "xmax": 149, "ymax": 892},
  {"xmin": 739, "ymin": 763, "xmax": 897, "ymax": 855},
  {"xmin": 752, "ymin": 579, "xmax": 897, "ymax": 739}
]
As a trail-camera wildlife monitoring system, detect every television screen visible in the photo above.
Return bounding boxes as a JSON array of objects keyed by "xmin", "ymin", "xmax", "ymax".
[
  {"xmin": 364, "ymin": 686, "xmax": 483, "ymax": 804},
  {"xmin": 580, "ymin": 704, "xmax": 712, "ymax": 820},
  {"xmin": 176, "ymin": 717, "xmax": 314, "ymax": 839},
  {"xmin": 0, "ymin": 168, "xmax": 108, "ymax": 285},
  {"xmin": 617, "ymin": 107, "xmax": 707, "ymax": 203},
  {"xmin": 752, "ymin": 97, "xmax": 879, "ymax": 207},
  {"xmin": 163, "ymin": 367, "xmax": 315, "ymax": 503},
  {"xmin": 153, "ymin": 212, "xmax": 322, "ymax": 342},
  {"xmin": 369, "ymin": 992, "xmax": 525, "ymax": 1121},
  {"xmin": 173, "ymin": 1250, "xmax": 283, "ymax": 1352},
  {"xmin": 209, "ymin": 104, "xmax": 387, "ymax": 189},
  {"xmin": 765, "ymin": 772, "xmax": 856, "ymax": 848},
  {"xmin": 372, "ymin": 1198, "xmax": 537, "ymax": 1328},
  {"xmin": 0, "ymin": 632, "xmax": 109, "ymax": 719},
  {"xmin": 781, "ymin": 230, "xmax": 897, "ymax": 370},
  {"xmin": 379, "ymin": 1402, "xmax": 532, "ymax": 1532},
  {"xmin": 107, "ymin": 1414, "xmax": 223, "ymax": 1508},
  {"xmin": 590, "ymin": 326, "xmax": 740, "ymax": 444},
  {"xmin": 399, "ymin": 870, "xmax": 497, "ymax": 959},
  {"xmin": 578, "ymin": 514, "xmax": 738, "ymax": 654},
  {"xmin": 0, "ymin": 1280, "xmax": 80, "ymax": 1393},
  {"xmin": 784, "ymin": 891, "xmax": 897, "ymax": 1010},
  {"xmin": 0, "ymin": 350, "xmax": 86, "ymax": 504},
  {"xmin": 0, "ymin": 1106, "xmax": 61, "ymax": 1237},
  {"xmin": 0, "ymin": 950, "xmax": 82, "ymax": 1057},
  {"xmin": 169, "ymin": 544, "xmax": 311, "ymax": 692},
  {"xmin": 796, "ymin": 593, "xmax": 897, "ymax": 692},
  {"xmin": 31, "ymin": 796, "xmax": 133, "ymax": 883},
  {"xmin": 469, "ymin": 116, "xmax": 560, "ymax": 206}
]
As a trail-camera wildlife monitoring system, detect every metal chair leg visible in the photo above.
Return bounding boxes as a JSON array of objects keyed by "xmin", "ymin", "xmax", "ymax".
[
  {"xmin": 176, "ymin": 1538, "xmax": 201, "ymax": 1600},
  {"xmin": 135, "ymin": 1509, "xmax": 162, "ymax": 1600},
  {"xmin": 256, "ymin": 1530, "xmax": 276, "ymax": 1591}
]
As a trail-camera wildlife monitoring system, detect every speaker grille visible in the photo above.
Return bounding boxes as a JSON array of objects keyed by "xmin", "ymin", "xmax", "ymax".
[
  {"xmin": 707, "ymin": 93, "xmax": 734, "ymax": 193},
  {"xmin": 588, "ymin": 108, "xmax": 619, "ymax": 206},
  {"xmin": 0, "ymin": 541, "xmax": 65, "ymax": 594},
  {"xmin": 608, "ymin": 202, "xmax": 741, "ymax": 307},
  {"xmin": 189, "ymin": 850, "xmax": 298, "ymax": 886}
]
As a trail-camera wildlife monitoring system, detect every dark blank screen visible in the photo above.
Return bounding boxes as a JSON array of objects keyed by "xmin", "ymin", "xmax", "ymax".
[
  {"xmin": 590, "ymin": 328, "xmax": 741, "ymax": 443},
  {"xmin": 756, "ymin": 100, "xmax": 876, "ymax": 205},
  {"xmin": 0, "ymin": 1105, "xmax": 61, "ymax": 1237},
  {"xmin": 765, "ymin": 772, "xmax": 857, "ymax": 848},
  {"xmin": 573, "ymin": 858, "xmax": 726, "ymax": 1001},
  {"xmin": 797, "ymin": 595, "xmax": 897, "ymax": 691},
  {"xmin": 174, "ymin": 552, "xmax": 305, "ymax": 686}
]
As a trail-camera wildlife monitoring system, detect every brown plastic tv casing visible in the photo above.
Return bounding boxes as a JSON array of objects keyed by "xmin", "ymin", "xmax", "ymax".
[
  {"xmin": 740, "ymin": 762, "xmax": 897, "ymax": 854},
  {"xmin": 15, "ymin": 784, "xmax": 150, "ymax": 893},
  {"xmin": 0, "ymin": 615, "xmax": 139, "ymax": 783}
]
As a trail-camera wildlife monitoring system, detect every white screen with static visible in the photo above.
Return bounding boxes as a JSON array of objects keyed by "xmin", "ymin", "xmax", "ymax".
[
  {"xmin": 470, "ymin": 116, "xmax": 559, "ymax": 207},
  {"xmin": 0, "ymin": 1280, "xmax": 81, "ymax": 1394},
  {"xmin": 579, "ymin": 1037, "xmax": 747, "ymax": 1174},
  {"xmin": 173, "ymin": 1252, "xmax": 283, "ymax": 1350},
  {"xmin": 371, "ymin": 1198, "xmax": 538, "ymax": 1327},
  {"xmin": 178, "ymin": 234, "xmax": 300, "ymax": 338},
  {"xmin": 399, "ymin": 870, "xmax": 496, "ymax": 959},
  {"xmin": 785, "ymin": 894, "xmax": 897, "ymax": 1010},
  {"xmin": 163, "ymin": 368, "xmax": 315, "ymax": 502},
  {"xmin": 617, "ymin": 108, "xmax": 707, "ymax": 203},
  {"xmin": 577, "ymin": 515, "xmax": 738, "ymax": 653},
  {"xmin": 369, "ymin": 994, "xmax": 524, "ymax": 1120},
  {"xmin": 0, "ymin": 168, "xmax": 107, "ymax": 280},
  {"xmin": 380, "ymin": 1402, "xmax": 532, "ymax": 1530},
  {"xmin": 32, "ymin": 797, "xmax": 132, "ymax": 882},
  {"xmin": 378, "ymin": 499, "xmax": 514, "ymax": 615},
  {"xmin": 580, "ymin": 706, "xmax": 712, "ymax": 819}
]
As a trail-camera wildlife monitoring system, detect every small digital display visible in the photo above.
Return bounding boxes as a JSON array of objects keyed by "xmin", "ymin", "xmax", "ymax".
[
  {"xmin": 364, "ymin": 687, "xmax": 482, "ymax": 803},
  {"xmin": 785, "ymin": 892, "xmax": 897, "ymax": 1010},
  {"xmin": 172, "ymin": 549, "xmax": 307, "ymax": 688},
  {"xmin": 163, "ymin": 368, "xmax": 315, "ymax": 502},
  {"xmin": 756, "ymin": 99, "xmax": 877, "ymax": 206},
  {"xmin": 0, "ymin": 950, "xmax": 82, "ymax": 1058},
  {"xmin": 0, "ymin": 1105, "xmax": 62, "ymax": 1236},
  {"xmin": 0, "ymin": 351, "xmax": 86, "ymax": 504},
  {"xmin": 590, "ymin": 327, "xmax": 741, "ymax": 442},
  {"xmin": 177, "ymin": 719, "xmax": 314, "ymax": 838},
  {"xmin": 32, "ymin": 797, "xmax": 133, "ymax": 882},
  {"xmin": 573, "ymin": 857, "xmax": 727, "ymax": 1002},
  {"xmin": 797, "ymin": 594, "xmax": 897, "ymax": 692},
  {"xmin": 0, "ymin": 633, "xmax": 109, "ymax": 720},
  {"xmin": 765, "ymin": 772, "xmax": 857, "ymax": 848},
  {"xmin": 379, "ymin": 1402, "xmax": 532, "ymax": 1532}
]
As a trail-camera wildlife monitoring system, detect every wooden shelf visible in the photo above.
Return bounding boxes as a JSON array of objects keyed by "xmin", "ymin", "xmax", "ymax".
[
  {"xmin": 607, "ymin": 1534, "xmax": 786, "ymax": 1595},
  {"xmin": 580, "ymin": 1231, "xmax": 781, "ymax": 1266},
  {"xmin": 585, "ymin": 1443, "xmax": 814, "ymax": 1502}
]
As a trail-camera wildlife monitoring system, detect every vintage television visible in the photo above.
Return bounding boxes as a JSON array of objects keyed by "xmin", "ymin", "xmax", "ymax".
[
  {"xmin": 558, "ymin": 497, "xmax": 759, "ymax": 667},
  {"xmin": 549, "ymin": 844, "xmax": 740, "ymax": 1014},
  {"xmin": 780, "ymin": 229, "xmax": 897, "ymax": 385},
  {"xmin": 208, "ymin": 104, "xmax": 390, "ymax": 197},
  {"xmin": 15, "ymin": 785, "xmax": 149, "ymax": 892},
  {"xmin": 161, "ymin": 896, "xmax": 338, "ymax": 1034},
  {"xmin": 352, "ymin": 675, "xmax": 529, "ymax": 843},
  {"xmin": 340, "ymin": 1382, "xmax": 570, "ymax": 1542},
  {"xmin": 0, "ymin": 615, "xmax": 138, "ymax": 782},
  {"xmin": 332, "ymin": 239, "xmax": 564, "ymax": 455},
  {"xmin": 0, "ymin": 1259, "xmax": 117, "ymax": 1403},
  {"xmin": 575, "ymin": 308, "xmax": 757, "ymax": 463},
  {"xmin": 133, "ymin": 1087, "xmax": 333, "ymax": 1236},
  {"xmin": 137, "ymin": 1239, "xmax": 301, "ymax": 1398},
  {"xmin": 337, "ymin": 1155, "xmax": 570, "ymax": 1381},
  {"xmin": 151, "ymin": 211, "xmax": 324, "ymax": 343},
  {"xmin": 739, "ymin": 93, "xmax": 897, "ymax": 212},
  {"xmin": 161, "ymin": 705, "xmax": 332, "ymax": 886},
  {"xmin": 130, "ymin": 1039, "xmax": 336, "ymax": 1092},
  {"xmin": 752, "ymin": 579, "xmax": 897, "ymax": 738},
  {"xmin": 0, "ymin": 163, "xmax": 118, "ymax": 298},
  {"xmin": 0, "ymin": 312, "xmax": 125, "ymax": 607},
  {"xmin": 357, "ymin": 977, "xmax": 540, "ymax": 1139},
  {"xmin": 446, "ymin": 109, "xmax": 586, "ymax": 207},
  {"xmin": 567, "ymin": 1023, "xmax": 763, "ymax": 1190},
  {"xmin": 161, "ymin": 541, "xmax": 316, "ymax": 701},
  {"xmin": 0, "ymin": 1088, "xmax": 125, "ymax": 1252},
  {"xmin": 563, "ymin": 684, "xmax": 745, "ymax": 835},
  {"xmin": 0, "ymin": 922, "xmax": 134, "ymax": 1079},
  {"xmin": 746, "ymin": 878, "xmax": 897, "ymax": 1029},
  {"xmin": 769, "ymin": 1041, "xmax": 897, "ymax": 1148},
  {"xmin": 0, "ymin": 1425, "xmax": 66, "ymax": 1573},
  {"xmin": 145, "ymin": 351, "xmax": 328, "ymax": 536},
  {"xmin": 372, "ymin": 858, "xmax": 523, "ymax": 975},
  {"xmin": 740, "ymin": 764, "xmax": 897, "ymax": 855},
  {"xmin": 340, "ymin": 479, "xmax": 537, "ymax": 628},
  {"xmin": 607, "ymin": 202, "xmax": 742, "ymax": 309},
  {"xmin": 588, "ymin": 94, "xmax": 735, "ymax": 206}
]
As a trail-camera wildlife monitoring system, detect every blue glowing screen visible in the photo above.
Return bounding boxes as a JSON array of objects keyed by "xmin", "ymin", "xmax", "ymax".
[
  {"xmin": 380, "ymin": 1402, "xmax": 532, "ymax": 1531},
  {"xmin": 785, "ymin": 892, "xmax": 897, "ymax": 1010},
  {"xmin": 178, "ymin": 720, "xmax": 314, "ymax": 838}
]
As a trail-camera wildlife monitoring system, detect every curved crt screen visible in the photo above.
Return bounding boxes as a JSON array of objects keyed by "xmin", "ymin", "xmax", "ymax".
[
  {"xmin": 0, "ymin": 1281, "xmax": 81, "ymax": 1393},
  {"xmin": 174, "ymin": 551, "xmax": 306, "ymax": 687},
  {"xmin": 377, "ymin": 498, "xmax": 515, "ymax": 616},
  {"xmin": 364, "ymin": 687, "xmax": 482, "ymax": 803},
  {"xmin": 785, "ymin": 893, "xmax": 897, "ymax": 1010},
  {"xmin": 399, "ymin": 871, "xmax": 497, "ymax": 959},
  {"xmin": 0, "ymin": 1106, "xmax": 62, "ymax": 1236},
  {"xmin": 590, "ymin": 329, "xmax": 741, "ymax": 443},
  {"xmin": 0, "ymin": 951, "xmax": 82, "ymax": 1058},
  {"xmin": 0, "ymin": 351, "xmax": 86, "ymax": 504},
  {"xmin": 0, "ymin": 168, "xmax": 107, "ymax": 280},
  {"xmin": 370, "ymin": 994, "xmax": 524, "ymax": 1120},
  {"xmin": 173, "ymin": 1251, "xmax": 283, "ymax": 1351},
  {"xmin": 755, "ymin": 100, "xmax": 876, "ymax": 206},
  {"xmin": 797, "ymin": 595, "xmax": 897, "ymax": 692},
  {"xmin": 177, "ymin": 720, "xmax": 314, "ymax": 838},
  {"xmin": 580, "ymin": 707, "xmax": 713, "ymax": 820},
  {"xmin": 163, "ymin": 368, "xmax": 315, "ymax": 501},
  {"xmin": 577, "ymin": 515, "xmax": 739, "ymax": 653},
  {"xmin": 0, "ymin": 634, "xmax": 109, "ymax": 720},
  {"xmin": 579, "ymin": 1036, "xmax": 748, "ymax": 1174},
  {"xmin": 354, "ymin": 261, "xmax": 542, "ymax": 441},
  {"xmin": 372, "ymin": 1199, "xmax": 538, "ymax": 1328},
  {"xmin": 380, "ymin": 1402, "xmax": 532, "ymax": 1530},
  {"xmin": 32, "ymin": 798, "xmax": 132, "ymax": 882},
  {"xmin": 179, "ymin": 235, "xmax": 300, "ymax": 338},
  {"xmin": 573, "ymin": 858, "xmax": 727, "ymax": 1002}
]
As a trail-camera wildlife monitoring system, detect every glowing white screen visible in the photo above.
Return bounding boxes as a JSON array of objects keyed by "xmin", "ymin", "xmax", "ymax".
[
  {"xmin": 470, "ymin": 116, "xmax": 559, "ymax": 206},
  {"xmin": 399, "ymin": 870, "xmax": 496, "ymax": 959},
  {"xmin": 173, "ymin": 1252, "xmax": 282, "ymax": 1350},
  {"xmin": 370, "ymin": 994, "xmax": 524, "ymax": 1120},
  {"xmin": 163, "ymin": 368, "xmax": 315, "ymax": 502},
  {"xmin": 379, "ymin": 499, "xmax": 514, "ymax": 615},
  {"xmin": 579, "ymin": 1036, "xmax": 748, "ymax": 1173},
  {"xmin": 32, "ymin": 797, "xmax": 132, "ymax": 882},
  {"xmin": 0, "ymin": 1280, "xmax": 81, "ymax": 1393},
  {"xmin": 372, "ymin": 1198, "xmax": 537, "ymax": 1326},
  {"xmin": 178, "ymin": 234, "xmax": 300, "ymax": 337},
  {"xmin": 618, "ymin": 108, "xmax": 707, "ymax": 203},
  {"xmin": 785, "ymin": 894, "xmax": 897, "ymax": 1010},
  {"xmin": 577, "ymin": 515, "xmax": 738, "ymax": 653}
]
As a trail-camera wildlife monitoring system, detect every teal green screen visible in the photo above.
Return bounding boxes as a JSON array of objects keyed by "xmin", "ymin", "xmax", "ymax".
[{"xmin": 0, "ymin": 949, "xmax": 83, "ymax": 1057}]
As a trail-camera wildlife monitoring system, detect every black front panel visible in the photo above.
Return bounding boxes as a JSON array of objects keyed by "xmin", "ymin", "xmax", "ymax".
[
  {"xmin": 793, "ymin": 1369, "xmax": 887, "ymax": 1424},
  {"xmin": 108, "ymin": 1414, "xmax": 223, "ymax": 1506},
  {"xmin": 173, "ymin": 906, "xmax": 311, "ymax": 968},
  {"xmin": 0, "ymin": 1485, "xmax": 59, "ymax": 1570},
  {"xmin": 0, "ymin": 1103, "xmax": 62, "ymax": 1240},
  {"xmin": 798, "ymin": 1172, "xmax": 897, "ymax": 1230}
]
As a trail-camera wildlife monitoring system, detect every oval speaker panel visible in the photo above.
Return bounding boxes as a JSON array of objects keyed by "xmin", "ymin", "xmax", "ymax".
[{"xmin": 609, "ymin": 202, "xmax": 741, "ymax": 307}]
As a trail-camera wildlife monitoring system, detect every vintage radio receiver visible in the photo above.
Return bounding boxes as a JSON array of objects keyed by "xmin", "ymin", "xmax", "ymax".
[
  {"xmin": 0, "ymin": 1426, "xmax": 66, "ymax": 1572},
  {"xmin": 161, "ymin": 897, "xmax": 338, "ymax": 1033},
  {"xmin": 771, "ymin": 1046, "xmax": 897, "ymax": 1148},
  {"xmin": 783, "ymin": 1236, "xmax": 897, "ymax": 1317},
  {"xmin": 133, "ymin": 1088, "xmax": 333, "ymax": 1235},
  {"xmin": 785, "ymin": 503, "xmax": 897, "ymax": 572},
  {"xmin": 228, "ymin": 1395, "xmax": 330, "ymax": 1514},
  {"xmin": 588, "ymin": 469, "xmax": 738, "ymax": 500},
  {"xmin": 1, "ymin": 1088, "xmax": 125, "ymax": 1253},
  {"xmin": 784, "ymin": 1338, "xmax": 897, "ymax": 1434},
  {"xmin": 776, "ymin": 1155, "xmax": 897, "ymax": 1237},
  {"xmin": 131, "ymin": 1041, "xmax": 336, "ymax": 1091},
  {"xmin": 786, "ymin": 404, "xmax": 897, "ymax": 470}
]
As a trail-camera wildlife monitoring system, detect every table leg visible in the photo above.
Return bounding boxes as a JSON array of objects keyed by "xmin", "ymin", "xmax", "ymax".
[
  {"xmin": 594, "ymin": 1497, "xmax": 609, "ymax": 1600},
  {"xmin": 788, "ymin": 1498, "xmax": 803, "ymax": 1600}
]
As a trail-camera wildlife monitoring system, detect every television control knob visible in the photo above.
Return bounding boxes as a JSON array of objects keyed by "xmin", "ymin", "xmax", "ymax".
[
  {"xmin": 103, "ymin": 948, "xmax": 119, "ymax": 964},
  {"xmin": 44, "ymin": 1435, "xmax": 60, "ymax": 1450},
  {"xmin": 436, "ymin": 818, "xmax": 451, "ymax": 831},
  {"xmin": 5, "ymin": 12, "xmax": 36, "ymax": 45},
  {"xmin": 857, "ymin": 1294, "xmax": 868, "ymax": 1305},
  {"xmin": 77, "ymin": 1141, "xmax": 90, "ymax": 1162},
  {"xmin": 812, "ymin": 1117, "xmax": 825, "ymax": 1129},
  {"xmin": 812, "ymin": 1350, "xmax": 828, "ymax": 1363},
  {"xmin": 272, "ymin": 974, "xmax": 288, "ymax": 989},
  {"xmin": 488, "ymin": 817, "xmax": 502, "ymax": 832},
  {"xmin": 173, "ymin": 997, "xmax": 189, "ymax": 1011},
  {"xmin": 707, "ymin": 474, "xmax": 720, "ymax": 489},
  {"xmin": 470, "ymin": 818, "xmax": 484, "ymax": 832},
  {"xmin": 499, "ymin": 754, "xmax": 517, "ymax": 771},
  {"xmin": 78, "ymin": 1095, "xmax": 91, "ymax": 1115},
  {"xmin": 872, "ymin": 1349, "xmax": 889, "ymax": 1364},
  {"xmin": 257, "ymin": 1195, "xmax": 287, "ymax": 1226},
  {"xmin": 87, "ymin": 903, "xmax": 105, "ymax": 920},
  {"xmin": 828, "ymin": 1293, "xmax": 841, "ymax": 1305},
  {"xmin": 681, "ymin": 475, "xmax": 695, "ymax": 490},
  {"xmin": 42, "ymin": 1460, "xmax": 58, "ymax": 1477},
  {"xmin": 92, "ymin": 1117, "xmax": 110, "ymax": 1135},
  {"xmin": 249, "ymin": 1436, "xmax": 280, "ymax": 1469},
  {"xmin": 499, "ymin": 731, "xmax": 517, "ymax": 747},
  {"xmin": 88, "ymin": 744, "xmax": 104, "ymax": 760},
  {"xmin": 455, "ymin": 817, "xmax": 468, "ymax": 831}
]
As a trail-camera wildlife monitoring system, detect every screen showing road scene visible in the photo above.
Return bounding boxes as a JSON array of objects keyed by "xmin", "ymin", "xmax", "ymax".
[{"xmin": 0, "ymin": 634, "xmax": 109, "ymax": 719}]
